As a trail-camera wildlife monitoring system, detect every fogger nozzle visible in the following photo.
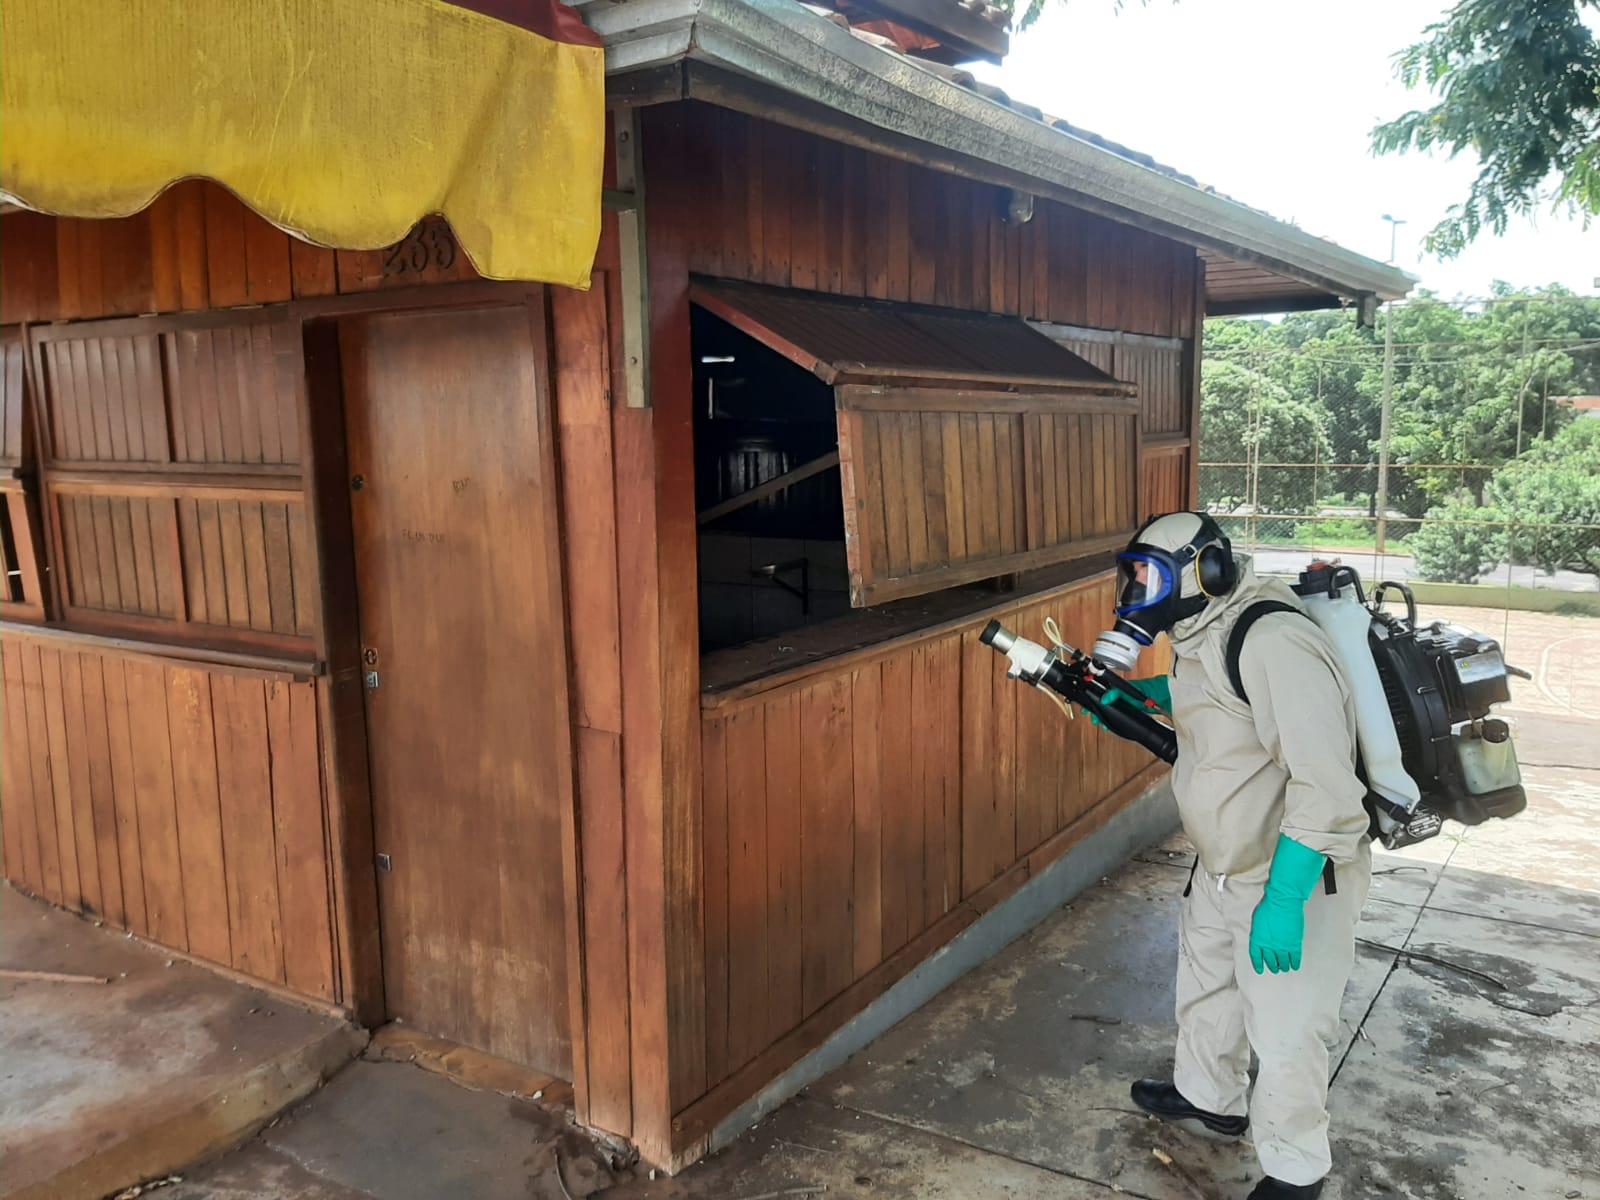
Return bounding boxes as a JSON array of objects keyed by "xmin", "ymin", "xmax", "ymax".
[
  {"xmin": 983, "ymin": 620, "xmax": 1052, "ymax": 683},
  {"xmin": 980, "ymin": 620, "xmax": 1014, "ymax": 653}
]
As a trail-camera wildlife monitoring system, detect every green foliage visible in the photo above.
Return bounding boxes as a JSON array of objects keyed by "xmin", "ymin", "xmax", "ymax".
[
  {"xmin": 1371, "ymin": 0, "xmax": 1600, "ymax": 256},
  {"xmin": 1204, "ymin": 291, "xmax": 1600, "ymax": 527},
  {"xmin": 1382, "ymin": 290, "xmax": 1600, "ymax": 514},
  {"xmin": 1408, "ymin": 497, "xmax": 1507, "ymax": 583},
  {"xmin": 1198, "ymin": 358, "xmax": 1328, "ymax": 512},
  {"xmin": 1490, "ymin": 421, "xmax": 1600, "ymax": 576}
]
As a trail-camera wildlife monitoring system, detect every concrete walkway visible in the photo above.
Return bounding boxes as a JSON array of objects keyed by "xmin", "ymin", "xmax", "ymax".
[
  {"xmin": 157, "ymin": 1058, "xmax": 633, "ymax": 1200},
  {"xmin": 0, "ymin": 892, "xmax": 365, "ymax": 1200}
]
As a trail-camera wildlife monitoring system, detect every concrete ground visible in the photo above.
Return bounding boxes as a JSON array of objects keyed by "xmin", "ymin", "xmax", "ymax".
[
  {"xmin": 157, "ymin": 1059, "xmax": 634, "ymax": 1200},
  {"xmin": 114, "ymin": 606, "xmax": 1600, "ymax": 1200},
  {"xmin": 1427, "ymin": 605, "xmax": 1600, "ymax": 723},
  {"xmin": 0, "ymin": 893, "xmax": 365, "ymax": 1200}
]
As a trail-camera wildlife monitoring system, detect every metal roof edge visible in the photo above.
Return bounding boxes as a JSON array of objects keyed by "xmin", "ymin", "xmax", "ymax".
[
  {"xmin": 584, "ymin": 0, "xmax": 702, "ymax": 71},
  {"xmin": 580, "ymin": 0, "xmax": 1416, "ymax": 304}
]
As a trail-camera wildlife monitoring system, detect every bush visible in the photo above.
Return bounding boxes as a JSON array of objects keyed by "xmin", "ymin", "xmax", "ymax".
[
  {"xmin": 1489, "ymin": 422, "xmax": 1600, "ymax": 578},
  {"xmin": 1408, "ymin": 499, "xmax": 1506, "ymax": 583}
]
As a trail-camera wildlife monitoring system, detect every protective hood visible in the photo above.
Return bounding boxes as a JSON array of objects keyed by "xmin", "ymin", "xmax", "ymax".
[
  {"xmin": 1113, "ymin": 512, "xmax": 1236, "ymax": 644},
  {"xmin": 1169, "ymin": 552, "xmax": 1260, "ymax": 646}
]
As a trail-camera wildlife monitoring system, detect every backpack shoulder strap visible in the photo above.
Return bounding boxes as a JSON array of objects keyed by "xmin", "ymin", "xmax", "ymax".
[
  {"xmin": 1224, "ymin": 600, "xmax": 1303, "ymax": 704},
  {"xmin": 1222, "ymin": 599, "xmax": 1340, "ymax": 897}
]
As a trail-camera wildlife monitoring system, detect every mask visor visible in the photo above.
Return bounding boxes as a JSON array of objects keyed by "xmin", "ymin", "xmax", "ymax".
[{"xmin": 1115, "ymin": 552, "xmax": 1175, "ymax": 618}]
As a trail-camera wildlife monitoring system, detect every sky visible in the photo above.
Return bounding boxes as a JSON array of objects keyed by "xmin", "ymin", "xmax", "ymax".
[{"xmin": 970, "ymin": 0, "xmax": 1599, "ymax": 303}]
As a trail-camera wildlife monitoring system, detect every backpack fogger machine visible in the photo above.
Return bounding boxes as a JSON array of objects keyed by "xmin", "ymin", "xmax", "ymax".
[{"xmin": 980, "ymin": 560, "xmax": 1529, "ymax": 850}]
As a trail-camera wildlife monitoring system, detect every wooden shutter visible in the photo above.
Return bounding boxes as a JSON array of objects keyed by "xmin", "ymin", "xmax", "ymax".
[
  {"xmin": 31, "ymin": 311, "xmax": 316, "ymax": 650},
  {"xmin": 837, "ymin": 384, "xmax": 1139, "ymax": 605},
  {"xmin": 691, "ymin": 280, "xmax": 1143, "ymax": 608}
]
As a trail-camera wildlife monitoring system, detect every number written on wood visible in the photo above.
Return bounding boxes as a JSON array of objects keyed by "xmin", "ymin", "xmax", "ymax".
[{"xmin": 382, "ymin": 222, "xmax": 459, "ymax": 278}]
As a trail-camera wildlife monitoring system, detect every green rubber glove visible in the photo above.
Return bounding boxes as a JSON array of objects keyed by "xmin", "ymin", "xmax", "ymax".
[
  {"xmin": 1087, "ymin": 675, "xmax": 1171, "ymax": 727},
  {"xmin": 1248, "ymin": 834, "xmax": 1328, "ymax": 975}
]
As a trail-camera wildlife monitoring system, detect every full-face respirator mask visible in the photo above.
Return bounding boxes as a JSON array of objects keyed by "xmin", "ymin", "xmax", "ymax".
[{"xmin": 1092, "ymin": 512, "xmax": 1239, "ymax": 673}]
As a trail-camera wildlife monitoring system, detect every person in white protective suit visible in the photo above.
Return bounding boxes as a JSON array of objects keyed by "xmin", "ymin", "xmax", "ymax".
[{"xmin": 1089, "ymin": 511, "xmax": 1372, "ymax": 1199}]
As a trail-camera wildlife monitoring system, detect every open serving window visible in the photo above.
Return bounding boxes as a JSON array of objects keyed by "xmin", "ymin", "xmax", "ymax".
[{"xmin": 692, "ymin": 282, "xmax": 1141, "ymax": 636}]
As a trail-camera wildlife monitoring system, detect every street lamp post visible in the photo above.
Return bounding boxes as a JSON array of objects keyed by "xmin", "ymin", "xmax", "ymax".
[
  {"xmin": 1382, "ymin": 213, "xmax": 1406, "ymax": 265},
  {"xmin": 1375, "ymin": 216, "xmax": 1406, "ymax": 554}
]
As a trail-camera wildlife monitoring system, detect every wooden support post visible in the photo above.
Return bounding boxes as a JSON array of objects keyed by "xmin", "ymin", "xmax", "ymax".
[
  {"xmin": 604, "ymin": 103, "xmax": 709, "ymax": 1170},
  {"xmin": 1186, "ymin": 253, "xmax": 1205, "ymax": 509},
  {"xmin": 299, "ymin": 321, "xmax": 385, "ymax": 1026},
  {"xmin": 614, "ymin": 113, "xmax": 652, "ymax": 410}
]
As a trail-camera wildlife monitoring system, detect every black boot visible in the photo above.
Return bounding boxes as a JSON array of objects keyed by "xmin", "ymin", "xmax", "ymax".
[
  {"xmin": 1247, "ymin": 1178, "xmax": 1325, "ymax": 1198},
  {"xmin": 1129, "ymin": 1079, "xmax": 1249, "ymax": 1139}
]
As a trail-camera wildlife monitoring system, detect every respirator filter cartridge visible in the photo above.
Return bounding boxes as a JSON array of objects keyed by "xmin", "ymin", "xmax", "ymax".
[{"xmin": 1092, "ymin": 629, "xmax": 1142, "ymax": 674}]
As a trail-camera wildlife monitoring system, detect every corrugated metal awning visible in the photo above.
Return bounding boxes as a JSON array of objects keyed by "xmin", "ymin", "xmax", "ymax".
[{"xmin": 690, "ymin": 279, "xmax": 1131, "ymax": 392}]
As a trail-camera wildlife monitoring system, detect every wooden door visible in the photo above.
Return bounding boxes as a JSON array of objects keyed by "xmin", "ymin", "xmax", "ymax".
[{"xmin": 341, "ymin": 302, "xmax": 573, "ymax": 1076}]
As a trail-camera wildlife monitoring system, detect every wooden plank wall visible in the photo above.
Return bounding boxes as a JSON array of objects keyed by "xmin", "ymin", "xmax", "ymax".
[
  {"xmin": 0, "ymin": 190, "xmax": 477, "ymax": 1029},
  {"xmin": 0, "ymin": 181, "xmax": 479, "ymax": 326},
  {"xmin": 0, "ymin": 633, "xmax": 337, "ymax": 998},
  {"xmin": 1116, "ymin": 344, "xmax": 1187, "ymax": 437},
  {"xmin": 1049, "ymin": 334, "xmax": 1190, "ymax": 507},
  {"xmin": 644, "ymin": 103, "xmax": 1202, "ymax": 1156},
  {"xmin": 666, "ymin": 99, "xmax": 1204, "ymax": 527},
  {"xmin": 686, "ymin": 571, "xmax": 1169, "ymax": 1124},
  {"xmin": 1071, "ymin": 339, "xmax": 1190, "ymax": 521},
  {"xmin": 548, "ymin": 194, "xmax": 678, "ymax": 1149},
  {"xmin": 1140, "ymin": 444, "xmax": 1191, "ymax": 519},
  {"xmin": 671, "ymin": 105, "xmax": 1199, "ymax": 339},
  {"xmin": 0, "ymin": 108, "xmax": 1205, "ymax": 1167}
]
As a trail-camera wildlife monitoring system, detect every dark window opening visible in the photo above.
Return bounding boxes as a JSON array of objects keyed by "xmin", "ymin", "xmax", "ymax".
[
  {"xmin": 689, "ymin": 281, "xmax": 1138, "ymax": 663},
  {"xmin": 0, "ymin": 502, "xmax": 22, "ymax": 604},
  {"xmin": 693, "ymin": 305, "xmax": 851, "ymax": 652}
]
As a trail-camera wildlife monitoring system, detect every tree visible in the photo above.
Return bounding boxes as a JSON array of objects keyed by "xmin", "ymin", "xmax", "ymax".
[
  {"xmin": 1376, "ymin": 290, "xmax": 1599, "ymax": 515},
  {"xmin": 1371, "ymin": 0, "xmax": 1600, "ymax": 256},
  {"xmin": 1198, "ymin": 358, "xmax": 1328, "ymax": 513},
  {"xmin": 1201, "ymin": 290, "xmax": 1600, "ymax": 537},
  {"xmin": 1490, "ymin": 420, "xmax": 1600, "ymax": 578}
]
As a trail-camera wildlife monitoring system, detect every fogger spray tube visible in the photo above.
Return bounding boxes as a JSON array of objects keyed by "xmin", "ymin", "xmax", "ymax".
[{"xmin": 980, "ymin": 620, "xmax": 1177, "ymax": 764}]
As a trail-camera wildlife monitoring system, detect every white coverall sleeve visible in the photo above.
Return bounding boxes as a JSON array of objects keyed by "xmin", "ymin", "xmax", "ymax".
[{"xmin": 1237, "ymin": 616, "xmax": 1370, "ymax": 864}]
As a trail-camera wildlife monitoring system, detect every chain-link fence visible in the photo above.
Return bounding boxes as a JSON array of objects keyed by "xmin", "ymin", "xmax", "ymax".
[{"xmin": 1200, "ymin": 295, "xmax": 1600, "ymax": 609}]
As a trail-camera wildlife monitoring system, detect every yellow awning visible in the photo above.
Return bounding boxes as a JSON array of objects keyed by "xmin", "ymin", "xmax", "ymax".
[{"xmin": 1, "ymin": 0, "xmax": 605, "ymax": 288}]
